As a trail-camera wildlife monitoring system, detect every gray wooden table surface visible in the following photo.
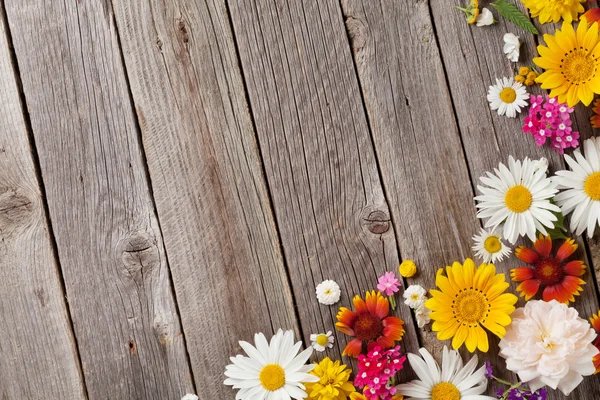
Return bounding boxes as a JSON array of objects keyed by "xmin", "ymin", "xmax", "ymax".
[{"xmin": 1, "ymin": 0, "xmax": 599, "ymax": 399}]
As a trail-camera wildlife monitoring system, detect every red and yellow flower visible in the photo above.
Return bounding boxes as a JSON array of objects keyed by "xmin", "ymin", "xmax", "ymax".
[
  {"xmin": 511, "ymin": 235, "xmax": 586, "ymax": 304},
  {"xmin": 590, "ymin": 312, "xmax": 600, "ymax": 374},
  {"xmin": 335, "ymin": 291, "xmax": 404, "ymax": 357}
]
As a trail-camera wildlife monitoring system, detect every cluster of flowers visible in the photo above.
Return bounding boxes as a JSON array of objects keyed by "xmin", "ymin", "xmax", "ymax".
[
  {"xmin": 355, "ymin": 346, "xmax": 405, "ymax": 400},
  {"xmin": 523, "ymin": 94, "xmax": 579, "ymax": 154}
]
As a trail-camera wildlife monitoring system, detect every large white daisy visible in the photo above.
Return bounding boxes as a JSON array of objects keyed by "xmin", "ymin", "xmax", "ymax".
[
  {"xmin": 487, "ymin": 77, "xmax": 528, "ymax": 118},
  {"xmin": 224, "ymin": 329, "xmax": 318, "ymax": 400},
  {"xmin": 554, "ymin": 137, "xmax": 600, "ymax": 237},
  {"xmin": 474, "ymin": 156, "xmax": 560, "ymax": 244},
  {"xmin": 396, "ymin": 346, "xmax": 494, "ymax": 400},
  {"xmin": 471, "ymin": 227, "xmax": 511, "ymax": 264}
]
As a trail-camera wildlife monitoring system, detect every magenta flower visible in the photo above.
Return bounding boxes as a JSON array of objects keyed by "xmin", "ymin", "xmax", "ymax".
[
  {"xmin": 377, "ymin": 272, "xmax": 401, "ymax": 296},
  {"xmin": 523, "ymin": 94, "xmax": 579, "ymax": 154},
  {"xmin": 355, "ymin": 346, "xmax": 406, "ymax": 400}
]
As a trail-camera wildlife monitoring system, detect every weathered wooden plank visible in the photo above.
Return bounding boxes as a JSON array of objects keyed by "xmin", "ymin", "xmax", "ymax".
[
  {"xmin": 0, "ymin": 12, "xmax": 86, "ymax": 400},
  {"xmin": 111, "ymin": 0, "xmax": 300, "ymax": 396},
  {"xmin": 339, "ymin": 0, "xmax": 512, "ymax": 380},
  {"xmin": 4, "ymin": 1, "xmax": 194, "ymax": 398},
  {"xmin": 429, "ymin": 1, "xmax": 600, "ymax": 397},
  {"xmin": 227, "ymin": 0, "xmax": 421, "ymax": 374}
]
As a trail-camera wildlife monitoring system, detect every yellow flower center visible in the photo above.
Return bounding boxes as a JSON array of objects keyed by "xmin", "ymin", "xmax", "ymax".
[
  {"xmin": 483, "ymin": 236, "xmax": 501, "ymax": 254},
  {"xmin": 259, "ymin": 364, "xmax": 285, "ymax": 391},
  {"xmin": 499, "ymin": 87, "xmax": 517, "ymax": 103},
  {"xmin": 504, "ymin": 185, "xmax": 532, "ymax": 213},
  {"xmin": 411, "ymin": 294, "xmax": 420, "ymax": 301},
  {"xmin": 561, "ymin": 49, "xmax": 596, "ymax": 84},
  {"xmin": 316, "ymin": 334, "xmax": 329, "ymax": 346},
  {"xmin": 324, "ymin": 289, "xmax": 331, "ymax": 295},
  {"xmin": 431, "ymin": 382, "xmax": 461, "ymax": 400},
  {"xmin": 453, "ymin": 289, "xmax": 489, "ymax": 325},
  {"xmin": 584, "ymin": 172, "xmax": 600, "ymax": 200}
]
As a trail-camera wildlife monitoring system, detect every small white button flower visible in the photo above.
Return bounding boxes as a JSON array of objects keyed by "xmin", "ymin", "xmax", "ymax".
[
  {"xmin": 503, "ymin": 33, "xmax": 520, "ymax": 62},
  {"xmin": 415, "ymin": 304, "xmax": 432, "ymax": 328},
  {"xmin": 315, "ymin": 280, "xmax": 341, "ymax": 305},
  {"xmin": 181, "ymin": 395, "xmax": 199, "ymax": 400},
  {"xmin": 403, "ymin": 285, "xmax": 427, "ymax": 309},
  {"xmin": 476, "ymin": 7, "xmax": 495, "ymax": 26},
  {"xmin": 310, "ymin": 331, "xmax": 334, "ymax": 352}
]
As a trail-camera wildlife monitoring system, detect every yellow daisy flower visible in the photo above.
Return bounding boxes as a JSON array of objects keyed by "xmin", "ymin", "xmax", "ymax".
[
  {"xmin": 534, "ymin": 20, "xmax": 600, "ymax": 107},
  {"xmin": 521, "ymin": 0, "xmax": 585, "ymax": 24},
  {"xmin": 305, "ymin": 357, "xmax": 356, "ymax": 400},
  {"xmin": 425, "ymin": 259, "xmax": 518, "ymax": 353}
]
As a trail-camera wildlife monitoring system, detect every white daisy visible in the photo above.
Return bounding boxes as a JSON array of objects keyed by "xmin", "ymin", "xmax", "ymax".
[
  {"xmin": 310, "ymin": 331, "xmax": 334, "ymax": 352},
  {"xmin": 474, "ymin": 156, "xmax": 560, "ymax": 244},
  {"xmin": 181, "ymin": 395, "xmax": 198, "ymax": 400},
  {"xmin": 471, "ymin": 227, "xmax": 511, "ymax": 264},
  {"xmin": 224, "ymin": 329, "xmax": 318, "ymax": 400},
  {"xmin": 403, "ymin": 285, "xmax": 427, "ymax": 309},
  {"xmin": 503, "ymin": 33, "xmax": 520, "ymax": 62},
  {"xmin": 396, "ymin": 346, "xmax": 495, "ymax": 400},
  {"xmin": 476, "ymin": 7, "xmax": 494, "ymax": 26},
  {"xmin": 415, "ymin": 304, "xmax": 431, "ymax": 328},
  {"xmin": 554, "ymin": 137, "xmax": 600, "ymax": 237},
  {"xmin": 487, "ymin": 77, "xmax": 528, "ymax": 118},
  {"xmin": 315, "ymin": 280, "xmax": 341, "ymax": 305}
]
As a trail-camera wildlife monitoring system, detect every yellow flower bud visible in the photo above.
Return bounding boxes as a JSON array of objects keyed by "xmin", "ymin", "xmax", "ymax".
[
  {"xmin": 519, "ymin": 66, "xmax": 530, "ymax": 76},
  {"xmin": 525, "ymin": 79, "xmax": 535, "ymax": 86},
  {"xmin": 399, "ymin": 260, "xmax": 417, "ymax": 278},
  {"xmin": 527, "ymin": 71, "xmax": 537, "ymax": 81},
  {"xmin": 515, "ymin": 75, "xmax": 525, "ymax": 83}
]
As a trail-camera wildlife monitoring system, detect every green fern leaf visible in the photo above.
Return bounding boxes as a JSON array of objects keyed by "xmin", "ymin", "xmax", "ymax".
[{"xmin": 491, "ymin": 0, "xmax": 538, "ymax": 35}]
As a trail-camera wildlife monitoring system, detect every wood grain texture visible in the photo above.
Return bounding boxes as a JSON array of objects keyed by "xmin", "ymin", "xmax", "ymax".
[
  {"xmin": 4, "ymin": 0, "xmax": 194, "ymax": 398},
  {"xmin": 111, "ymin": 0, "xmax": 300, "ymax": 396},
  {"xmin": 0, "ymin": 12, "xmax": 86, "ymax": 400},
  {"xmin": 429, "ymin": 1, "xmax": 600, "ymax": 397},
  {"xmin": 339, "ymin": 0, "xmax": 513, "ymax": 380},
  {"xmin": 227, "ymin": 0, "xmax": 421, "ymax": 376}
]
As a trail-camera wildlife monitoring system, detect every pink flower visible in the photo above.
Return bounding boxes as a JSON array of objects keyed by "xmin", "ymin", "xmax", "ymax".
[
  {"xmin": 523, "ymin": 95, "xmax": 580, "ymax": 154},
  {"xmin": 355, "ymin": 346, "xmax": 406, "ymax": 400},
  {"xmin": 377, "ymin": 272, "xmax": 401, "ymax": 296}
]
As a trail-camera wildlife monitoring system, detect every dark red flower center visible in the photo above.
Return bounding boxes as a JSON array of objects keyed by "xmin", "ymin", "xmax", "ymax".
[
  {"xmin": 353, "ymin": 313, "xmax": 383, "ymax": 341},
  {"xmin": 534, "ymin": 258, "xmax": 564, "ymax": 285}
]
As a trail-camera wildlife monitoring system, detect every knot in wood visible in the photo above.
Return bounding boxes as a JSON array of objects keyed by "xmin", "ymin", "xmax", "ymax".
[
  {"xmin": 119, "ymin": 231, "xmax": 159, "ymax": 278},
  {"xmin": 178, "ymin": 20, "xmax": 189, "ymax": 44},
  {"xmin": 0, "ymin": 187, "xmax": 35, "ymax": 236},
  {"xmin": 154, "ymin": 320, "xmax": 172, "ymax": 346},
  {"xmin": 364, "ymin": 210, "xmax": 390, "ymax": 234}
]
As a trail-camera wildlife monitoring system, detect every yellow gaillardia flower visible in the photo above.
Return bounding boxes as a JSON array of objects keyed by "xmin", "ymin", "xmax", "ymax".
[
  {"xmin": 399, "ymin": 260, "xmax": 417, "ymax": 278},
  {"xmin": 521, "ymin": 0, "xmax": 585, "ymax": 24},
  {"xmin": 425, "ymin": 259, "xmax": 518, "ymax": 353},
  {"xmin": 305, "ymin": 357, "xmax": 356, "ymax": 400},
  {"xmin": 534, "ymin": 20, "xmax": 600, "ymax": 107}
]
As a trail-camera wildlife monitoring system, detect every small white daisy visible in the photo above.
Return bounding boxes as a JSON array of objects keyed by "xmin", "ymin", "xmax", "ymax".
[
  {"xmin": 403, "ymin": 285, "xmax": 427, "ymax": 309},
  {"xmin": 487, "ymin": 77, "xmax": 528, "ymax": 118},
  {"xmin": 476, "ymin": 7, "xmax": 494, "ymax": 26},
  {"xmin": 316, "ymin": 280, "xmax": 341, "ymax": 305},
  {"xmin": 503, "ymin": 33, "xmax": 520, "ymax": 62},
  {"xmin": 555, "ymin": 137, "xmax": 600, "ymax": 237},
  {"xmin": 472, "ymin": 227, "xmax": 512, "ymax": 264},
  {"xmin": 309, "ymin": 331, "xmax": 334, "ymax": 352},
  {"xmin": 475, "ymin": 156, "xmax": 560, "ymax": 244},
  {"xmin": 181, "ymin": 395, "xmax": 198, "ymax": 400},
  {"xmin": 397, "ymin": 347, "xmax": 495, "ymax": 400},
  {"xmin": 415, "ymin": 304, "xmax": 431, "ymax": 328},
  {"xmin": 224, "ymin": 329, "xmax": 318, "ymax": 400}
]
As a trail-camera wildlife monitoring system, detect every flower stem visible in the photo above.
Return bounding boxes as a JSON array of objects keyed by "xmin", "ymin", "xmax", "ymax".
[{"xmin": 389, "ymin": 296, "xmax": 397, "ymax": 310}]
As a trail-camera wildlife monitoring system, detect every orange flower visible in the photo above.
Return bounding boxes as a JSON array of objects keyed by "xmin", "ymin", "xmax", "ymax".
[
  {"xmin": 590, "ymin": 312, "xmax": 600, "ymax": 374},
  {"xmin": 511, "ymin": 234, "xmax": 586, "ymax": 304},
  {"xmin": 335, "ymin": 291, "xmax": 405, "ymax": 357},
  {"xmin": 592, "ymin": 99, "xmax": 600, "ymax": 128}
]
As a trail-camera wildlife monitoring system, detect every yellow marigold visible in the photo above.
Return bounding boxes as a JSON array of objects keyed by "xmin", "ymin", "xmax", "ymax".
[
  {"xmin": 515, "ymin": 75, "xmax": 526, "ymax": 83},
  {"xmin": 519, "ymin": 66, "xmax": 530, "ymax": 76},
  {"xmin": 521, "ymin": 0, "xmax": 585, "ymax": 24},
  {"xmin": 534, "ymin": 20, "xmax": 600, "ymax": 107},
  {"xmin": 425, "ymin": 259, "xmax": 518, "ymax": 353},
  {"xmin": 305, "ymin": 357, "xmax": 355, "ymax": 399},
  {"xmin": 399, "ymin": 260, "xmax": 417, "ymax": 278}
]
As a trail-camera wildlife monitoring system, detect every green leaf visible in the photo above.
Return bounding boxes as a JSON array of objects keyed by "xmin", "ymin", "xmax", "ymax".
[
  {"xmin": 541, "ymin": 208, "xmax": 568, "ymax": 241},
  {"xmin": 491, "ymin": 0, "xmax": 539, "ymax": 35}
]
